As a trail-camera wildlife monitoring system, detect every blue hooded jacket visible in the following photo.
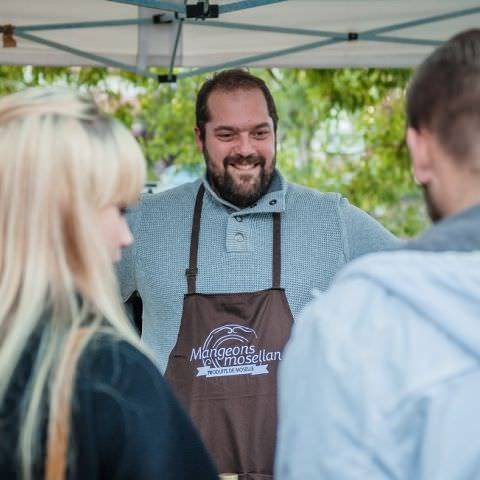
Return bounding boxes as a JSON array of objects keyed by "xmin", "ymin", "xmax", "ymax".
[{"xmin": 276, "ymin": 205, "xmax": 480, "ymax": 480}]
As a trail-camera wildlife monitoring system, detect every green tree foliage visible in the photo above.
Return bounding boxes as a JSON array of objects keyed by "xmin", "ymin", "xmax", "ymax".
[
  {"xmin": 138, "ymin": 75, "xmax": 207, "ymax": 175},
  {"xmin": 262, "ymin": 68, "xmax": 427, "ymax": 237},
  {"xmin": 0, "ymin": 65, "xmax": 428, "ymax": 237}
]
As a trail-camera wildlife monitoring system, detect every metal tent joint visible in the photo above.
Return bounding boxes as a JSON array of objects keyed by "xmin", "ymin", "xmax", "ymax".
[
  {"xmin": 186, "ymin": 2, "xmax": 219, "ymax": 19},
  {"xmin": 157, "ymin": 74, "xmax": 178, "ymax": 83},
  {"xmin": 152, "ymin": 14, "xmax": 173, "ymax": 24}
]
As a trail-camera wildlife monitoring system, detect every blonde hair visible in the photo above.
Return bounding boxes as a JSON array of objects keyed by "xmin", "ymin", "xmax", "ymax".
[{"xmin": 0, "ymin": 88, "xmax": 146, "ymax": 479}]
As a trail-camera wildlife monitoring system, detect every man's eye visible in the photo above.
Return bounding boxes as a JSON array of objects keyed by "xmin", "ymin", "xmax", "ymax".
[
  {"xmin": 253, "ymin": 130, "xmax": 269, "ymax": 139},
  {"xmin": 217, "ymin": 133, "xmax": 234, "ymax": 140}
]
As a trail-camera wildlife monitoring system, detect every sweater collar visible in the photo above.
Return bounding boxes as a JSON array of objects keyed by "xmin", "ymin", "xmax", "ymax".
[{"xmin": 202, "ymin": 169, "xmax": 287, "ymax": 214}]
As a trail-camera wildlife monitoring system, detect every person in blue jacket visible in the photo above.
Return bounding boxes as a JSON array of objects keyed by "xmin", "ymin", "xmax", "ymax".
[{"xmin": 276, "ymin": 28, "xmax": 480, "ymax": 480}]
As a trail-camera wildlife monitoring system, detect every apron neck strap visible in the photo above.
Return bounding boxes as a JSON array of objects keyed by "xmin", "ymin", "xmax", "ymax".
[
  {"xmin": 272, "ymin": 212, "xmax": 281, "ymax": 289},
  {"xmin": 186, "ymin": 184, "xmax": 282, "ymax": 294},
  {"xmin": 186, "ymin": 183, "xmax": 205, "ymax": 294}
]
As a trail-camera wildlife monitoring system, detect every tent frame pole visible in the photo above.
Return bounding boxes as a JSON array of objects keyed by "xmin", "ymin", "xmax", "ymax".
[
  {"xmin": 6, "ymin": 4, "xmax": 479, "ymax": 81},
  {"xmin": 15, "ymin": 18, "xmax": 154, "ymax": 32},
  {"xmin": 14, "ymin": 30, "xmax": 159, "ymax": 78}
]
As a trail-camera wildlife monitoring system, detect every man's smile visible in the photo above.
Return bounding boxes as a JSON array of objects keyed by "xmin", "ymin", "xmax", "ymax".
[{"xmin": 228, "ymin": 162, "xmax": 260, "ymax": 172}]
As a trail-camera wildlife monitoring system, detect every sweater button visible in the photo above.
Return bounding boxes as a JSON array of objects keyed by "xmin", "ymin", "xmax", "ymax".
[
  {"xmin": 269, "ymin": 199, "xmax": 277, "ymax": 206},
  {"xmin": 234, "ymin": 233, "xmax": 244, "ymax": 242},
  {"xmin": 235, "ymin": 216, "xmax": 243, "ymax": 222}
]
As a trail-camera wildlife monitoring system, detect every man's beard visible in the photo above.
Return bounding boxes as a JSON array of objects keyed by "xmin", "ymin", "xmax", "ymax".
[
  {"xmin": 205, "ymin": 149, "xmax": 276, "ymax": 208},
  {"xmin": 422, "ymin": 184, "xmax": 443, "ymax": 223}
]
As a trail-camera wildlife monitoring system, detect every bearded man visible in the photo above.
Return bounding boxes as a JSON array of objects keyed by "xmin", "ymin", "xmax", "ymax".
[{"xmin": 117, "ymin": 69, "xmax": 396, "ymax": 478}]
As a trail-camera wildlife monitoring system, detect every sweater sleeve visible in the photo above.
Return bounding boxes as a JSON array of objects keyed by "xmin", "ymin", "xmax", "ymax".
[
  {"xmin": 338, "ymin": 197, "xmax": 399, "ymax": 262},
  {"xmin": 74, "ymin": 339, "xmax": 218, "ymax": 480}
]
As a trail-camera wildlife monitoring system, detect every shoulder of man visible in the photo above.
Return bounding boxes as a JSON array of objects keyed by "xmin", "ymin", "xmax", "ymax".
[
  {"xmin": 284, "ymin": 181, "xmax": 347, "ymax": 220},
  {"xmin": 284, "ymin": 248, "xmax": 480, "ymax": 428},
  {"xmin": 285, "ymin": 181, "xmax": 342, "ymax": 204},
  {"xmin": 124, "ymin": 179, "xmax": 202, "ymax": 235},
  {"xmin": 284, "ymin": 182, "xmax": 397, "ymax": 257},
  {"xmin": 137, "ymin": 179, "xmax": 201, "ymax": 214},
  {"xmin": 285, "ymin": 181, "xmax": 381, "ymax": 220},
  {"xmin": 297, "ymin": 248, "xmax": 479, "ymax": 355}
]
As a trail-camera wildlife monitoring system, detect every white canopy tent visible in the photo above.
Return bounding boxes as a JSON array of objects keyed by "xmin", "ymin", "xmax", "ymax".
[{"xmin": 1, "ymin": 0, "xmax": 479, "ymax": 81}]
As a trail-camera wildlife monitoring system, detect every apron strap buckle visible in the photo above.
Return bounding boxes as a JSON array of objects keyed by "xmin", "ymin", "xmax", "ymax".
[
  {"xmin": 185, "ymin": 267, "xmax": 198, "ymax": 277},
  {"xmin": 186, "ymin": 268, "xmax": 198, "ymax": 294}
]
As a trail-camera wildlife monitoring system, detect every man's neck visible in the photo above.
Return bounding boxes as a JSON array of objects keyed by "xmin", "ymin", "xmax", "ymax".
[
  {"xmin": 443, "ymin": 183, "xmax": 480, "ymax": 219},
  {"xmin": 435, "ymin": 161, "xmax": 480, "ymax": 219}
]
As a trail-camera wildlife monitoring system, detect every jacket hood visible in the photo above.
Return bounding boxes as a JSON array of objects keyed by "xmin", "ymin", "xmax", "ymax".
[{"xmin": 338, "ymin": 250, "xmax": 480, "ymax": 360}]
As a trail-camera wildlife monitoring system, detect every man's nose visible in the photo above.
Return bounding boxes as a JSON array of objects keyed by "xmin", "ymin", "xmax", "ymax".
[{"xmin": 233, "ymin": 133, "xmax": 256, "ymax": 157}]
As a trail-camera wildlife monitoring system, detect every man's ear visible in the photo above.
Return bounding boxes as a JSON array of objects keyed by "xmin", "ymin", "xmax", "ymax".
[
  {"xmin": 194, "ymin": 127, "xmax": 204, "ymax": 152},
  {"xmin": 406, "ymin": 127, "xmax": 433, "ymax": 185}
]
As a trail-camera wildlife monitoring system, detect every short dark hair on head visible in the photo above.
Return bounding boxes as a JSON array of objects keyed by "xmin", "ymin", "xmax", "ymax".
[
  {"xmin": 407, "ymin": 29, "xmax": 480, "ymax": 166},
  {"xmin": 195, "ymin": 69, "xmax": 278, "ymax": 141}
]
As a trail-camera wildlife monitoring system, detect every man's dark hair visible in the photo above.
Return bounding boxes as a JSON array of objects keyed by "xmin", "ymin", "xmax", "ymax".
[
  {"xmin": 195, "ymin": 69, "xmax": 278, "ymax": 141},
  {"xmin": 407, "ymin": 29, "xmax": 480, "ymax": 166}
]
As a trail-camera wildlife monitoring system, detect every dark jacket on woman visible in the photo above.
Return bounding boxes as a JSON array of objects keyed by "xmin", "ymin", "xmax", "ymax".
[{"xmin": 0, "ymin": 334, "xmax": 218, "ymax": 479}]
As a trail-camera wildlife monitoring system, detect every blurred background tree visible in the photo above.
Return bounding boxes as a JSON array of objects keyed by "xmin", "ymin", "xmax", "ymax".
[{"xmin": 0, "ymin": 65, "xmax": 428, "ymax": 237}]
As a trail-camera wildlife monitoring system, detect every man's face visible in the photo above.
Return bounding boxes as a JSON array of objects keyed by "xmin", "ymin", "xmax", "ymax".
[{"xmin": 195, "ymin": 88, "xmax": 276, "ymax": 208}]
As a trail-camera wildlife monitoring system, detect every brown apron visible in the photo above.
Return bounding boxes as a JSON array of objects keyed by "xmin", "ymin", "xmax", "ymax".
[{"xmin": 165, "ymin": 184, "xmax": 293, "ymax": 479}]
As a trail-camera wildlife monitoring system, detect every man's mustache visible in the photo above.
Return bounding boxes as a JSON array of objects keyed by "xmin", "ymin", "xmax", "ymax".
[{"xmin": 223, "ymin": 154, "xmax": 266, "ymax": 168}]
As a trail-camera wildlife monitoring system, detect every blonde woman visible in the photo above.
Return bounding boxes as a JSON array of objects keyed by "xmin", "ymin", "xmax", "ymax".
[{"xmin": 0, "ymin": 88, "xmax": 217, "ymax": 480}]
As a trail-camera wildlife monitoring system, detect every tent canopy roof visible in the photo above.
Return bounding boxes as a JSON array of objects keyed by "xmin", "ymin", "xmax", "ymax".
[{"xmin": 2, "ymin": 0, "xmax": 480, "ymax": 80}]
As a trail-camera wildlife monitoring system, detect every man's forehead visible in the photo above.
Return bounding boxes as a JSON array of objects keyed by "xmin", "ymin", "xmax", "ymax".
[
  {"xmin": 208, "ymin": 86, "xmax": 265, "ymax": 103},
  {"xmin": 206, "ymin": 87, "xmax": 270, "ymax": 124}
]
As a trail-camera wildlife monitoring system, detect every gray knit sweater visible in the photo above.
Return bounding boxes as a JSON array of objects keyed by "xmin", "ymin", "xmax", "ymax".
[{"xmin": 117, "ymin": 170, "xmax": 398, "ymax": 372}]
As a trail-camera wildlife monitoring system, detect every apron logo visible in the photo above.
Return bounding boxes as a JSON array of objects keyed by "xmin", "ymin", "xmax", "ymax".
[{"xmin": 190, "ymin": 324, "xmax": 282, "ymax": 378}]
